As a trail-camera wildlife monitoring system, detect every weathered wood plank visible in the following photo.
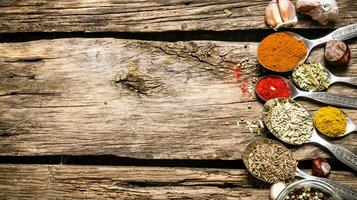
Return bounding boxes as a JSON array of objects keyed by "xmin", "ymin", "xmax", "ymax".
[
  {"xmin": 0, "ymin": 0, "xmax": 356, "ymax": 32},
  {"xmin": 0, "ymin": 164, "xmax": 355, "ymax": 199},
  {"xmin": 0, "ymin": 38, "xmax": 356, "ymax": 159}
]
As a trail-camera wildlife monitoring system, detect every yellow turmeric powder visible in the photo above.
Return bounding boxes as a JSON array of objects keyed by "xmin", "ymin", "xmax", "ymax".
[{"xmin": 314, "ymin": 106, "xmax": 346, "ymax": 137}]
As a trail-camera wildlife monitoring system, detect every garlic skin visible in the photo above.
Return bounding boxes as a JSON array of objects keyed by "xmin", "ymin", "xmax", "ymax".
[
  {"xmin": 265, "ymin": 0, "xmax": 298, "ymax": 30},
  {"xmin": 270, "ymin": 182, "xmax": 287, "ymax": 200},
  {"xmin": 296, "ymin": 0, "xmax": 339, "ymax": 25}
]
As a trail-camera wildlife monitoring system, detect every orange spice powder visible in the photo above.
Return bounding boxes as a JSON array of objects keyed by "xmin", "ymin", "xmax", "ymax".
[{"xmin": 257, "ymin": 32, "xmax": 307, "ymax": 72}]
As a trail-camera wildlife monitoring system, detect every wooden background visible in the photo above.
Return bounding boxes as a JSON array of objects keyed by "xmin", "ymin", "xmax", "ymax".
[{"xmin": 0, "ymin": 0, "xmax": 356, "ymax": 199}]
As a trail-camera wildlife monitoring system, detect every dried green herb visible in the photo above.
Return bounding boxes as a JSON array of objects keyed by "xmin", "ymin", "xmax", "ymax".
[
  {"xmin": 247, "ymin": 140, "xmax": 296, "ymax": 183},
  {"xmin": 292, "ymin": 63, "xmax": 330, "ymax": 91},
  {"xmin": 268, "ymin": 99, "xmax": 313, "ymax": 145}
]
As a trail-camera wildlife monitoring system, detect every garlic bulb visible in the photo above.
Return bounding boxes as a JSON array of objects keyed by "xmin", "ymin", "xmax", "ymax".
[
  {"xmin": 265, "ymin": 0, "xmax": 298, "ymax": 30},
  {"xmin": 296, "ymin": 0, "xmax": 339, "ymax": 25}
]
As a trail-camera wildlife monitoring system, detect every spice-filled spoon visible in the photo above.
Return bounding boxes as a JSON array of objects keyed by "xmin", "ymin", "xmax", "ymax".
[
  {"xmin": 314, "ymin": 107, "xmax": 357, "ymax": 138},
  {"xmin": 242, "ymin": 138, "xmax": 357, "ymax": 200},
  {"xmin": 262, "ymin": 98, "xmax": 357, "ymax": 172},
  {"xmin": 292, "ymin": 63, "xmax": 357, "ymax": 92},
  {"xmin": 343, "ymin": 115, "xmax": 357, "ymax": 137},
  {"xmin": 257, "ymin": 24, "xmax": 357, "ymax": 72},
  {"xmin": 255, "ymin": 75, "xmax": 357, "ymax": 108}
]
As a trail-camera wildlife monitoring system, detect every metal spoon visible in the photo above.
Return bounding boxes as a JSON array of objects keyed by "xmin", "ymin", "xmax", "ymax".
[
  {"xmin": 255, "ymin": 75, "xmax": 357, "ymax": 108},
  {"xmin": 288, "ymin": 23, "xmax": 357, "ymax": 67},
  {"xmin": 292, "ymin": 64, "xmax": 357, "ymax": 91},
  {"xmin": 263, "ymin": 98, "xmax": 357, "ymax": 172},
  {"xmin": 344, "ymin": 115, "xmax": 357, "ymax": 137},
  {"xmin": 243, "ymin": 138, "xmax": 357, "ymax": 200},
  {"xmin": 325, "ymin": 67, "xmax": 357, "ymax": 87},
  {"xmin": 288, "ymin": 80, "xmax": 357, "ymax": 109},
  {"xmin": 257, "ymin": 24, "xmax": 357, "ymax": 72},
  {"xmin": 315, "ymin": 110, "xmax": 357, "ymax": 138}
]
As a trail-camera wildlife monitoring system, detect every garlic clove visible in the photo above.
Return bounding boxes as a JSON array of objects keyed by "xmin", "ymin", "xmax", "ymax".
[
  {"xmin": 266, "ymin": 1, "xmax": 283, "ymax": 28},
  {"xmin": 278, "ymin": 0, "xmax": 291, "ymax": 22},
  {"xmin": 296, "ymin": 0, "xmax": 319, "ymax": 13},
  {"xmin": 286, "ymin": 0, "xmax": 297, "ymax": 21},
  {"xmin": 296, "ymin": 0, "xmax": 339, "ymax": 25},
  {"xmin": 313, "ymin": 10, "xmax": 329, "ymax": 25},
  {"xmin": 265, "ymin": 0, "xmax": 297, "ymax": 30}
]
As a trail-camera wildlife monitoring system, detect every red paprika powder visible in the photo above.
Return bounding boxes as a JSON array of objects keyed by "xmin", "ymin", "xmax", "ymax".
[{"xmin": 255, "ymin": 76, "xmax": 291, "ymax": 101}]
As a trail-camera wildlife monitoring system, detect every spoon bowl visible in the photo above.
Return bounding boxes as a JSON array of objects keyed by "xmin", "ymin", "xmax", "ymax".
[
  {"xmin": 254, "ymin": 75, "xmax": 357, "ymax": 108},
  {"xmin": 243, "ymin": 138, "xmax": 357, "ymax": 199},
  {"xmin": 291, "ymin": 64, "xmax": 357, "ymax": 92},
  {"xmin": 242, "ymin": 137, "xmax": 296, "ymax": 183},
  {"xmin": 258, "ymin": 24, "xmax": 357, "ymax": 72},
  {"xmin": 286, "ymin": 32, "xmax": 313, "ymax": 66},
  {"xmin": 345, "ymin": 116, "xmax": 357, "ymax": 137},
  {"xmin": 314, "ymin": 110, "xmax": 357, "ymax": 138},
  {"xmin": 254, "ymin": 75, "xmax": 291, "ymax": 102},
  {"xmin": 263, "ymin": 98, "xmax": 357, "ymax": 171}
]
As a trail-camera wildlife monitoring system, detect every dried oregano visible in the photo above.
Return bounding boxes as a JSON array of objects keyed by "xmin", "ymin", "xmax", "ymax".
[{"xmin": 292, "ymin": 63, "xmax": 330, "ymax": 91}]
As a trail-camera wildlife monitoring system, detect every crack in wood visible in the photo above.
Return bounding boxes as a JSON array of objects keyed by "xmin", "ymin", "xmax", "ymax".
[
  {"xmin": 120, "ymin": 180, "xmax": 258, "ymax": 189},
  {"xmin": 0, "ymin": 91, "xmax": 60, "ymax": 97},
  {"xmin": 154, "ymin": 42, "xmax": 225, "ymax": 67},
  {"xmin": 113, "ymin": 63, "xmax": 169, "ymax": 97},
  {"xmin": 4, "ymin": 72, "xmax": 36, "ymax": 80}
]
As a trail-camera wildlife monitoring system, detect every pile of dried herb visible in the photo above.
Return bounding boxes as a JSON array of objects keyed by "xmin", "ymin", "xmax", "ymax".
[
  {"xmin": 269, "ymin": 99, "xmax": 313, "ymax": 145},
  {"xmin": 247, "ymin": 140, "xmax": 296, "ymax": 183},
  {"xmin": 292, "ymin": 63, "xmax": 330, "ymax": 91}
]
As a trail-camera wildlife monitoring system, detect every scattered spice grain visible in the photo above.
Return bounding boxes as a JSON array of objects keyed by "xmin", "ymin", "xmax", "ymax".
[
  {"xmin": 314, "ymin": 106, "xmax": 346, "ymax": 137},
  {"xmin": 257, "ymin": 32, "xmax": 307, "ymax": 72},
  {"xmin": 224, "ymin": 9, "xmax": 232, "ymax": 17}
]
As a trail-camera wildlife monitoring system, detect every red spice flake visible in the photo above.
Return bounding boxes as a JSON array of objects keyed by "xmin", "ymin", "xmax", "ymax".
[
  {"xmin": 239, "ymin": 80, "xmax": 249, "ymax": 96},
  {"xmin": 228, "ymin": 62, "xmax": 250, "ymax": 96},
  {"xmin": 255, "ymin": 76, "xmax": 291, "ymax": 101},
  {"xmin": 229, "ymin": 62, "xmax": 242, "ymax": 79},
  {"xmin": 234, "ymin": 66, "xmax": 241, "ymax": 78}
]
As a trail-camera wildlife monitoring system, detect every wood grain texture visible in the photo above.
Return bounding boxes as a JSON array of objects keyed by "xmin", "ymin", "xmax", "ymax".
[
  {"xmin": 0, "ymin": 164, "xmax": 355, "ymax": 199},
  {"xmin": 0, "ymin": 0, "xmax": 356, "ymax": 32},
  {"xmin": 0, "ymin": 38, "xmax": 356, "ymax": 160}
]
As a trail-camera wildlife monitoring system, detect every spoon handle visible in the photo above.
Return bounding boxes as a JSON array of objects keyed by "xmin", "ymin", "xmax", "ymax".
[
  {"xmin": 305, "ymin": 92, "xmax": 357, "ymax": 108},
  {"xmin": 331, "ymin": 24, "xmax": 357, "ymax": 40},
  {"xmin": 312, "ymin": 24, "xmax": 357, "ymax": 46},
  {"xmin": 314, "ymin": 177, "xmax": 357, "ymax": 200},
  {"xmin": 310, "ymin": 132, "xmax": 357, "ymax": 172},
  {"xmin": 332, "ymin": 76, "xmax": 357, "ymax": 86},
  {"xmin": 296, "ymin": 169, "xmax": 357, "ymax": 200},
  {"xmin": 330, "ymin": 144, "xmax": 357, "ymax": 171}
]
